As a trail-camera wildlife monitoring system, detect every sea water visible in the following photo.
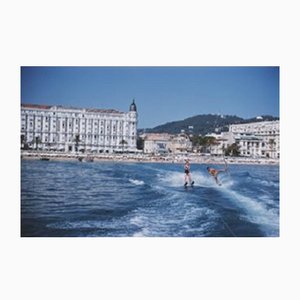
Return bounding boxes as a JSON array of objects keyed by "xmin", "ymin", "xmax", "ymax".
[{"xmin": 21, "ymin": 160, "xmax": 279, "ymax": 237}]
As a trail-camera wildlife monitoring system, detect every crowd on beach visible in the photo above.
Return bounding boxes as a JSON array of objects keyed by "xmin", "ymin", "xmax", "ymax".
[{"xmin": 21, "ymin": 150, "xmax": 279, "ymax": 165}]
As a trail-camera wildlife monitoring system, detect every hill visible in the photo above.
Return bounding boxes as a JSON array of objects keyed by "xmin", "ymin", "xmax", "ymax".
[{"xmin": 139, "ymin": 114, "xmax": 279, "ymax": 136}]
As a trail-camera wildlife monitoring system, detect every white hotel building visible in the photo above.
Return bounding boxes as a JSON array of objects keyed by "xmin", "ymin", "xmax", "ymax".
[
  {"xmin": 21, "ymin": 100, "xmax": 138, "ymax": 153},
  {"xmin": 229, "ymin": 120, "xmax": 280, "ymax": 159}
]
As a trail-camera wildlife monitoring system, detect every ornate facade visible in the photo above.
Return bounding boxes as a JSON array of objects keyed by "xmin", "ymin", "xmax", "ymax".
[{"xmin": 21, "ymin": 100, "xmax": 138, "ymax": 153}]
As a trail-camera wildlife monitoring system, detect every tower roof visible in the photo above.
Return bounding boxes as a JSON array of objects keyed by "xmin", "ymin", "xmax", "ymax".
[{"xmin": 129, "ymin": 99, "xmax": 137, "ymax": 112}]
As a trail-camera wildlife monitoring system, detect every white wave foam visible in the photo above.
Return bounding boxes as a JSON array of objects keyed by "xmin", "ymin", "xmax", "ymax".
[
  {"xmin": 158, "ymin": 170, "xmax": 234, "ymax": 189},
  {"xmin": 130, "ymin": 215, "xmax": 147, "ymax": 226},
  {"xmin": 130, "ymin": 214, "xmax": 154, "ymax": 237},
  {"xmin": 129, "ymin": 202, "xmax": 218, "ymax": 237},
  {"xmin": 223, "ymin": 189, "xmax": 279, "ymax": 235},
  {"xmin": 129, "ymin": 179, "xmax": 145, "ymax": 185}
]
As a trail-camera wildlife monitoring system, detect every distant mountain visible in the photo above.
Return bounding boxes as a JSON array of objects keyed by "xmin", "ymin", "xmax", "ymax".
[{"xmin": 138, "ymin": 114, "xmax": 279, "ymax": 136}]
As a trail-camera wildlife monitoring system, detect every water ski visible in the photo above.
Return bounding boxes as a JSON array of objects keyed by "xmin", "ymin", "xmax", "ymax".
[{"xmin": 184, "ymin": 181, "xmax": 194, "ymax": 188}]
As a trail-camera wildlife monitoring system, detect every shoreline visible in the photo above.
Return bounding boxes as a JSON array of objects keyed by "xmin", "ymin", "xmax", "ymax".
[{"xmin": 21, "ymin": 151, "xmax": 279, "ymax": 166}]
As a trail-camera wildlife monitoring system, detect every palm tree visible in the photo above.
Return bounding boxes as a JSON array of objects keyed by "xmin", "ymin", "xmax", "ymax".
[
  {"xmin": 74, "ymin": 134, "xmax": 80, "ymax": 152},
  {"xmin": 120, "ymin": 139, "xmax": 128, "ymax": 153},
  {"xmin": 35, "ymin": 136, "xmax": 41, "ymax": 151},
  {"xmin": 206, "ymin": 137, "xmax": 217, "ymax": 154},
  {"xmin": 268, "ymin": 138, "xmax": 276, "ymax": 158},
  {"xmin": 197, "ymin": 136, "xmax": 217, "ymax": 154},
  {"xmin": 224, "ymin": 143, "xmax": 240, "ymax": 157},
  {"xmin": 21, "ymin": 134, "xmax": 25, "ymax": 149},
  {"xmin": 137, "ymin": 136, "xmax": 144, "ymax": 150}
]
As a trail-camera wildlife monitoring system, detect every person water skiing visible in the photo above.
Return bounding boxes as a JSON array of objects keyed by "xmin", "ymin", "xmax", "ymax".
[
  {"xmin": 207, "ymin": 162, "xmax": 228, "ymax": 186},
  {"xmin": 184, "ymin": 159, "xmax": 194, "ymax": 187}
]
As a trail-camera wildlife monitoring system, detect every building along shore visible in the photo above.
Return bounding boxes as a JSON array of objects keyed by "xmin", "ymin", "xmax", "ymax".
[{"xmin": 21, "ymin": 150, "xmax": 279, "ymax": 165}]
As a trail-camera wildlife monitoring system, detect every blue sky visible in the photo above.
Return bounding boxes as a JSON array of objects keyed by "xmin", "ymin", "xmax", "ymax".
[{"xmin": 21, "ymin": 66, "xmax": 279, "ymax": 128}]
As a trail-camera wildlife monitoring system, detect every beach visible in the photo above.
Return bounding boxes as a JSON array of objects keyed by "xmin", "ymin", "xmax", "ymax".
[{"xmin": 21, "ymin": 150, "xmax": 279, "ymax": 165}]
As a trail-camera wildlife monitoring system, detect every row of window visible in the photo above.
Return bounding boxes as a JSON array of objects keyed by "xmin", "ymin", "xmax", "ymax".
[
  {"xmin": 22, "ymin": 119, "xmax": 132, "ymax": 127},
  {"xmin": 22, "ymin": 121, "xmax": 134, "ymax": 133},
  {"xmin": 21, "ymin": 110, "xmax": 127, "ymax": 119},
  {"xmin": 22, "ymin": 128, "xmax": 133, "ymax": 137},
  {"xmin": 22, "ymin": 112, "xmax": 132, "ymax": 124},
  {"xmin": 241, "ymin": 150, "xmax": 280, "ymax": 158},
  {"xmin": 23, "ymin": 134, "xmax": 136, "ymax": 142},
  {"xmin": 232, "ymin": 128, "xmax": 279, "ymax": 134}
]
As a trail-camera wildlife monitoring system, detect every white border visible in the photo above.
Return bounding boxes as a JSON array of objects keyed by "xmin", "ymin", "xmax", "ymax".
[{"xmin": 1, "ymin": 1, "xmax": 299, "ymax": 300}]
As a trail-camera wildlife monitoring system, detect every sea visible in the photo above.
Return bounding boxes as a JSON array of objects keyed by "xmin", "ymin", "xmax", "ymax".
[{"xmin": 21, "ymin": 159, "xmax": 279, "ymax": 237}]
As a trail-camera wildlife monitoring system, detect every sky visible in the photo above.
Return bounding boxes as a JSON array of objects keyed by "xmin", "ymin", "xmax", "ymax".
[{"xmin": 21, "ymin": 66, "xmax": 279, "ymax": 129}]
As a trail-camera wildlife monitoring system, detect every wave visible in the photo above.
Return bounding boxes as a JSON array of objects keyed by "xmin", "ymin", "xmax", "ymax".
[
  {"xmin": 129, "ymin": 198, "xmax": 218, "ymax": 237},
  {"xmin": 236, "ymin": 171, "xmax": 279, "ymax": 188},
  {"xmin": 47, "ymin": 220, "xmax": 106, "ymax": 230},
  {"xmin": 129, "ymin": 179, "xmax": 145, "ymax": 186},
  {"xmin": 250, "ymin": 178, "xmax": 279, "ymax": 188},
  {"xmin": 222, "ymin": 189, "xmax": 279, "ymax": 236},
  {"xmin": 155, "ymin": 169, "xmax": 279, "ymax": 236}
]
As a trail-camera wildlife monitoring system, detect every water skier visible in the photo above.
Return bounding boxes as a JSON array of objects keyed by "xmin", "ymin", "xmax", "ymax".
[
  {"xmin": 207, "ymin": 161, "xmax": 228, "ymax": 186},
  {"xmin": 184, "ymin": 159, "xmax": 194, "ymax": 187}
]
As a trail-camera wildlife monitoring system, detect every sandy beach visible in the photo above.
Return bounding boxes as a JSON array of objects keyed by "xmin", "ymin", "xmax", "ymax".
[{"xmin": 21, "ymin": 150, "xmax": 279, "ymax": 165}]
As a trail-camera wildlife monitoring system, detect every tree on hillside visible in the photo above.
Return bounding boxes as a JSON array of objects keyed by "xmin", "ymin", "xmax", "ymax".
[{"xmin": 141, "ymin": 114, "xmax": 279, "ymax": 136}]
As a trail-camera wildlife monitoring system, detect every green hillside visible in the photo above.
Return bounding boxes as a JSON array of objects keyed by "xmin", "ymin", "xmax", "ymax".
[{"xmin": 139, "ymin": 114, "xmax": 279, "ymax": 136}]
